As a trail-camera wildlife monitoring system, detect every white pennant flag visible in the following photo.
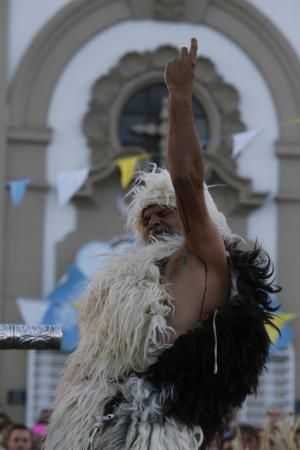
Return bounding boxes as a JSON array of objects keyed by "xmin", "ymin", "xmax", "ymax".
[
  {"xmin": 56, "ymin": 167, "xmax": 89, "ymax": 206},
  {"xmin": 16, "ymin": 298, "xmax": 50, "ymax": 326},
  {"xmin": 232, "ymin": 128, "xmax": 263, "ymax": 158}
]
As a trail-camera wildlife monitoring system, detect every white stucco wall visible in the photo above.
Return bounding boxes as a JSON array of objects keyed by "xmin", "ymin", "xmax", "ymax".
[
  {"xmin": 247, "ymin": 0, "xmax": 300, "ymax": 59},
  {"xmin": 9, "ymin": 1, "xmax": 300, "ymax": 90},
  {"xmin": 9, "ymin": 2, "xmax": 296, "ymax": 293},
  {"xmin": 8, "ymin": 0, "xmax": 72, "ymax": 82}
]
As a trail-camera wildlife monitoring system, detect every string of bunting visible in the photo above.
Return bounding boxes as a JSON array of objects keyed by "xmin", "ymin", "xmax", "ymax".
[
  {"xmin": 5, "ymin": 117, "xmax": 300, "ymax": 206},
  {"xmin": 5, "ymin": 152, "xmax": 152, "ymax": 207}
]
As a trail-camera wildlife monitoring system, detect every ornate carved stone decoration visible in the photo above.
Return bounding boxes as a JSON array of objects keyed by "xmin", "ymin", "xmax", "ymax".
[
  {"xmin": 82, "ymin": 45, "xmax": 265, "ymax": 209},
  {"xmin": 153, "ymin": 0, "xmax": 186, "ymax": 21}
]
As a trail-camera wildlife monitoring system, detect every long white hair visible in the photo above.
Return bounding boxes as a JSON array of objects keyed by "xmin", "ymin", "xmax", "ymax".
[{"xmin": 126, "ymin": 165, "xmax": 233, "ymax": 243}]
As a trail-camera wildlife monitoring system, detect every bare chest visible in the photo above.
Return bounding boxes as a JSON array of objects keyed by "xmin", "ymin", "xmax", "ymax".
[
  {"xmin": 162, "ymin": 247, "xmax": 204, "ymax": 286},
  {"xmin": 161, "ymin": 248, "xmax": 207, "ymax": 334}
]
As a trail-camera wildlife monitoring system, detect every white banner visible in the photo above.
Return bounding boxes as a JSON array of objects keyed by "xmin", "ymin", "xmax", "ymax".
[
  {"xmin": 232, "ymin": 128, "xmax": 263, "ymax": 158},
  {"xmin": 16, "ymin": 298, "xmax": 49, "ymax": 326},
  {"xmin": 56, "ymin": 167, "xmax": 89, "ymax": 206}
]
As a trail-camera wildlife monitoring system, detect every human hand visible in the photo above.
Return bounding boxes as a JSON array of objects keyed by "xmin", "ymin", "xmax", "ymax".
[{"xmin": 164, "ymin": 38, "xmax": 198, "ymax": 97}]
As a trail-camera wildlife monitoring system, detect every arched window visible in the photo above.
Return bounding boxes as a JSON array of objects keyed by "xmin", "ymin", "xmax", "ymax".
[{"xmin": 119, "ymin": 83, "xmax": 209, "ymax": 164}]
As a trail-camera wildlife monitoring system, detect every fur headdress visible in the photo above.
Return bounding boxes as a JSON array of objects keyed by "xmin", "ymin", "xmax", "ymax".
[{"xmin": 126, "ymin": 166, "xmax": 233, "ymax": 243}]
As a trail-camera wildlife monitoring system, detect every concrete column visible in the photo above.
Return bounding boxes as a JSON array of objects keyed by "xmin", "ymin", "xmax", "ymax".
[{"xmin": 0, "ymin": 0, "xmax": 8, "ymax": 321}]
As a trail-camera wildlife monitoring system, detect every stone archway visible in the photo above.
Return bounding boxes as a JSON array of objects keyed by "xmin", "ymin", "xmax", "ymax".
[{"xmin": 8, "ymin": 0, "xmax": 300, "ymax": 131}]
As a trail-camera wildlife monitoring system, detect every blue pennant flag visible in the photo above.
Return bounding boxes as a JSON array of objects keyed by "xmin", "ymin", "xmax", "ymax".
[
  {"xmin": 41, "ymin": 265, "xmax": 88, "ymax": 352},
  {"xmin": 7, "ymin": 178, "xmax": 32, "ymax": 205}
]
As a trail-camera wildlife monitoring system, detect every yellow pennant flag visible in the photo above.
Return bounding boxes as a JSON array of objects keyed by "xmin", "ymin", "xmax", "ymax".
[
  {"xmin": 283, "ymin": 116, "xmax": 300, "ymax": 126},
  {"xmin": 116, "ymin": 153, "xmax": 150, "ymax": 189},
  {"xmin": 266, "ymin": 312, "xmax": 297, "ymax": 344}
]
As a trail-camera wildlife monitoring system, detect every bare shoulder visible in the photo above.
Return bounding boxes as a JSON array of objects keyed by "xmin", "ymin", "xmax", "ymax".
[
  {"xmin": 164, "ymin": 243, "xmax": 227, "ymax": 284},
  {"xmin": 163, "ymin": 244, "xmax": 230, "ymax": 335}
]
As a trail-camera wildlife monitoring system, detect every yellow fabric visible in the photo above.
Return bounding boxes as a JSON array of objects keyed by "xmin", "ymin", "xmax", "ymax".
[
  {"xmin": 294, "ymin": 117, "xmax": 300, "ymax": 124},
  {"xmin": 266, "ymin": 312, "xmax": 297, "ymax": 343},
  {"xmin": 116, "ymin": 153, "xmax": 150, "ymax": 189},
  {"xmin": 284, "ymin": 116, "xmax": 300, "ymax": 126}
]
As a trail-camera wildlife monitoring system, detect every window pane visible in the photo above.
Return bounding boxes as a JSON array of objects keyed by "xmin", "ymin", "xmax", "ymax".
[{"xmin": 119, "ymin": 83, "xmax": 209, "ymax": 161}]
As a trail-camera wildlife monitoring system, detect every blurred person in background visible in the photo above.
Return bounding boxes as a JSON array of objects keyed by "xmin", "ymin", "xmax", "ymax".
[
  {"xmin": 227, "ymin": 416, "xmax": 239, "ymax": 436},
  {"xmin": 294, "ymin": 425, "xmax": 300, "ymax": 449},
  {"xmin": 31, "ymin": 408, "xmax": 50, "ymax": 437},
  {"xmin": 221, "ymin": 431, "xmax": 234, "ymax": 450},
  {"xmin": 268, "ymin": 405, "xmax": 282, "ymax": 431},
  {"xmin": 206, "ymin": 434, "xmax": 221, "ymax": 450},
  {"xmin": 31, "ymin": 408, "xmax": 51, "ymax": 449},
  {"xmin": 0, "ymin": 412, "xmax": 12, "ymax": 450},
  {"xmin": 239, "ymin": 424, "xmax": 260, "ymax": 450},
  {"xmin": 3, "ymin": 425, "xmax": 33, "ymax": 450}
]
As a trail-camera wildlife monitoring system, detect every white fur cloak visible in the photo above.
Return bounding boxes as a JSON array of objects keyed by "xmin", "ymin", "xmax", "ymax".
[{"xmin": 45, "ymin": 237, "xmax": 204, "ymax": 450}]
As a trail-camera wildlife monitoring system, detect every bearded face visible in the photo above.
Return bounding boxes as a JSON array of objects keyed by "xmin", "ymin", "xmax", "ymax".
[
  {"xmin": 148, "ymin": 223, "xmax": 175, "ymax": 241},
  {"xmin": 142, "ymin": 204, "xmax": 182, "ymax": 243}
]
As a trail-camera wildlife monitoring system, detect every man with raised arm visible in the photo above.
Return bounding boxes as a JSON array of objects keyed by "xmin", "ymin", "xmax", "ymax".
[{"xmin": 46, "ymin": 39, "xmax": 278, "ymax": 450}]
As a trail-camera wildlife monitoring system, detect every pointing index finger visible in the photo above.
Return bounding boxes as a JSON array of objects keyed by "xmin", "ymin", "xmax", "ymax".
[{"xmin": 189, "ymin": 37, "xmax": 198, "ymax": 62}]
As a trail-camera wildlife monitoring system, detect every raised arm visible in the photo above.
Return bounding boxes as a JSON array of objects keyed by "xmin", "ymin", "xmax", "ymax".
[
  {"xmin": 166, "ymin": 38, "xmax": 203, "ymax": 185},
  {"xmin": 165, "ymin": 38, "xmax": 226, "ymax": 266}
]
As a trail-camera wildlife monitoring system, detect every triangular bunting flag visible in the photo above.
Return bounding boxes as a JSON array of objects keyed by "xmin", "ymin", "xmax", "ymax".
[
  {"xmin": 56, "ymin": 167, "xmax": 89, "ymax": 206},
  {"xmin": 116, "ymin": 153, "xmax": 150, "ymax": 189},
  {"xmin": 232, "ymin": 128, "xmax": 263, "ymax": 158},
  {"xmin": 116, "ymin": 190, "xmax": 129, "ymax": 216},
  {"xmin": 284, "ymin": 116, "xmax": 300, "ymax": 126},
  {"xmin": 17, "ymin": 298, "xmax": 49, "ymax": 326},
  {"xmin": 266, "ymin": 312, "xmax": 297, "ymax": 344},
  {"xmin": 7, "ymin": 178, "xmax": 32, "ymax": 205}
]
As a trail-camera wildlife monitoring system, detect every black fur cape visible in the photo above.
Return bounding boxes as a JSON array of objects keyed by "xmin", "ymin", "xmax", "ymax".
[{"xmin": 143, "ymin": 242, "xmax": 280, "ymax": 446}]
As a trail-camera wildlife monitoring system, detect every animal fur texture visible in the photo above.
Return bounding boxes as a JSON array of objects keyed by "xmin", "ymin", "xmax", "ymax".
[
  {"xmin": 45, "ymin": 237, "xmax": 279, "ymax": 450},
  {"xmin": 46, "ymin": 237, "xmax": 181, "ymax": 450},
  {"xmin": 92, "ymin": 376, "xmax": 203, "ymax": 450},
  {"xmin": 144, "ymin": 242, "xmax": 280, "ymax": 447},
  {"xmin": 126, "ymin": 167, "xmax": 234, "ymax": 243}
]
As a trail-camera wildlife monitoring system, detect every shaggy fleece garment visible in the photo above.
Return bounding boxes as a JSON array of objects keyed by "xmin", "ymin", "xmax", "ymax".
[
  {"xmin": 46, "ymin": 238, "xmax": 279, "ymax": 450},
  {"xmin": 46, "ymin": 237, "xmax": 181, "ymax": 450},
  {"xmin": 91, "ymin": 376, "xmax": 203, "ymax": 450}
]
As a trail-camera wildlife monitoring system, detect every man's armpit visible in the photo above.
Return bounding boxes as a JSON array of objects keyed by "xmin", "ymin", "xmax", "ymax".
[{"xmin": 174, "ymin": 186, "xmax": 191, "ymax": 234}]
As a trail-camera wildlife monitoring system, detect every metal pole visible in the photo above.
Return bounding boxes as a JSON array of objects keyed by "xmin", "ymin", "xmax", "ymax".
[{"xmin": 0, "ymin": 324, "xmax": 62, "ymax": 350}]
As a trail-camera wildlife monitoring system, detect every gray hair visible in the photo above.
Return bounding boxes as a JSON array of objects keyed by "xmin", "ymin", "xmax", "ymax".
[{"xmin": 126, "ymin": 166, "xmax": 234, "ymax": 243}]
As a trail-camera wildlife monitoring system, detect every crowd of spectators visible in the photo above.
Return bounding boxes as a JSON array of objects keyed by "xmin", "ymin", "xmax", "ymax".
[
  {"xmin": 0, "ymin": 404, "xmax": 299, "ymax": 450},
  {"xmin": 0, "ymin": 409, "xmax": 50, "ymax": 450},
  {"xmin": 207, "ymin": 410, "xmax": 300, "ymax": 450}
]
